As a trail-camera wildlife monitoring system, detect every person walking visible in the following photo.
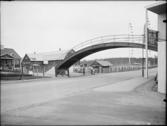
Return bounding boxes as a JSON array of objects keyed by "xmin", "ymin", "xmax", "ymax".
[{"xmin": 90, "ymin": 67, "xmax": 93, "ymax": 75}]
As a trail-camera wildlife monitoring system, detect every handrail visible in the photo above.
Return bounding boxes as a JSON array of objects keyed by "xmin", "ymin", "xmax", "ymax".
[{"xmin": 55, "ymin": 34, "xmax": 144, "ymax": 69}]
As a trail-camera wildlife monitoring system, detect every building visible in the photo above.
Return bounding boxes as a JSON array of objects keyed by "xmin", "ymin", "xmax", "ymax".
[
  {"xmin": 0, "ymin": 45, "xmax": 21, "ymax": 70},
  {"xmin": 90, "ymin": 60, "xmax": 113, "ymax": 73},
  {"xmin": 145, "ymin": 1, "xmax": 166, "ymax": 93},
  {"xmin": 22, "ymin": 49, "xmax": 74, "ymax": 75}
]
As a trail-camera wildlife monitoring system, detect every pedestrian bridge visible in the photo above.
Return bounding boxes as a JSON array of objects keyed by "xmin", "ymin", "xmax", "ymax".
[{"xmin": 55, "ymin": 35, "xmax": 157, "ymax": 75}]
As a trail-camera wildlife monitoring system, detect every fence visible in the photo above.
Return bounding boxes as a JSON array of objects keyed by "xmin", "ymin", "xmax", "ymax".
[{"xmin": 73, "ymin": 65, "xmax": 157, "ymax": 74}]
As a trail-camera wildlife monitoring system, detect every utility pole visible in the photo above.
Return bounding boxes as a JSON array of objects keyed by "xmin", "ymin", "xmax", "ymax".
[
  {"xmin": 128, "ymin": 22, "xmax": 132, "ymax": 66},
  {"xmin": 142, "ymin": 25, "xmax": 145, "ymax": 77},
  {"xmin": 145, "ymin": 9, "xmax": 148, "ymax": 78},
  {"xmin": 129, "ymin": 22, "xmax": 133, "ymax": 66},
  {"xmin": 129, "ymin": 48, "xmax": 131, "ymax": 66},
  {"xmin": 142, "ymin": 49, "xmax": 144, "ymax": 77},
  {"xmin": 20, "ymin": 63, "xmax": 24, "ymax": 80}
]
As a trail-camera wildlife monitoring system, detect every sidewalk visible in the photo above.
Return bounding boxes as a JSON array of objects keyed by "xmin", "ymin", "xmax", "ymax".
[{"xmin": 93, "ymin": 76, "xmax": 154, "ymax": 92}]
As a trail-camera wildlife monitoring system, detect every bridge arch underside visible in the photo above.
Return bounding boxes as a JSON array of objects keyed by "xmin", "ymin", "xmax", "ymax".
[{"xmin": 57, "ymin": 42, "xmax": 157, "ymax": 69}]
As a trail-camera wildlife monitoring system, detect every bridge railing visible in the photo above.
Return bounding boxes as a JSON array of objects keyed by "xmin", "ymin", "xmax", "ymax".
[
  {"xmin": 72, "ymin": 34, "xmax": 144, "ymax": 52},
  {"xmin": 55, "ymin": 34, "xmax": 144, "ymax": 68}
]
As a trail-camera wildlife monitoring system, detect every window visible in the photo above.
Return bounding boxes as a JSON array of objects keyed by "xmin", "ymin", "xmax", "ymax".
[
  {"xmin": 15, "ymin": 59, "xmax": 20, "ymax": 65},
  {"xmin": 11, "ymin": 53, "xmax": 15, "ymax": 56}
]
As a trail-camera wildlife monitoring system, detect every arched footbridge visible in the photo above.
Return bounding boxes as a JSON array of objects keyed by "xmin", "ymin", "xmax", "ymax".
[{"xmin": 55, "ymin": 35, "xmax": 157, "ymax": 76}]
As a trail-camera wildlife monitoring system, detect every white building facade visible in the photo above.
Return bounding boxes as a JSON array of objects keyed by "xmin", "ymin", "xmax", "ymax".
[{"xmin": 145, "ymin": 1, "xmax": 166, "ymax": 93}]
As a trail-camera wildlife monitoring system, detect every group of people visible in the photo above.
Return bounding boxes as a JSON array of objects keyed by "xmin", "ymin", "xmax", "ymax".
[
  {"xmin": 73, "ymin": 66, "xmax": 96, "ymax": 75},
  {"xmin": 90, "ymin": 67, "xmax": 96, "ymax": 75}
]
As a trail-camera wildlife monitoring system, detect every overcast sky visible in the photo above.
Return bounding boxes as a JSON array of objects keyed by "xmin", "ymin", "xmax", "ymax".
[{"xmin": 1, "ymin": 1, "xmax": 158, "ymax": 60}]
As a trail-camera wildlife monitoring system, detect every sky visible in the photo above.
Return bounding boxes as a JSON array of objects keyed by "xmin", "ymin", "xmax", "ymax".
[{"xmin": 1, "ymin": 1, "xmax": 158, "ymax": 60}]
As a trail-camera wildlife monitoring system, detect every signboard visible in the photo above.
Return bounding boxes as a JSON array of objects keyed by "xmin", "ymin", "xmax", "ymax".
[
  {"xmin": 43, "ymin": 60, "xmax": 48, "ymax": 64},
  {"xmin": 147, "ymin": 28, "xmax": 158, "ymax": 48},
  {"xmin": 22, "ymin": 54, "xmax": 31, "ymax": 65}
]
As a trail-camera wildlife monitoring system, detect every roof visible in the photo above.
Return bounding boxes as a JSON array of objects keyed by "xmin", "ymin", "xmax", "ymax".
[
  {"xmin": 97, "ymin": 61, "xmax": 113, "ymax": 66},
  {"xmin": 133, "ymin": 63, "xmax": 141, "ymax": 65},
  {"xmin": 1, "ymin": 54, "xmax": 14, "ymax": 59},
  {"xmin": 90, "ymin": 60, "xmax": 113, "ymax": 67},
  {"xmin": 1, "ymin": 48, "xmax": 21, "ymax": 59},
  {"xmin": 26, "ymin": 49, "xmax": 71, "ymax": 61},
  {"xmin": 145, "ymin": 1, "xmax": 166, "ymax": 14},
  {"xmin": 80, "ymin": 60, "xmax": 94, "ymax": 66}
]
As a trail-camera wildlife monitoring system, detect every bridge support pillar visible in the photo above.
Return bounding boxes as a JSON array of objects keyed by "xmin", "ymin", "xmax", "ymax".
[
  {"xmin": 142, "ymin": 58, "xmax": 144, "ymax": 77},
  {"xmin": 83, "ymin": 67, "xmax": 85, "ymax": 75},
  {"xmin": 42, "ymin": 65, "xmax": 45, "ymax": 77},
  {"xmin": 55, "ymin": 67, "xmax": 57, "ymax": 77},
  {"xmin": 67, "ymin": 69, "xmax": 69, "ymax": 77}
]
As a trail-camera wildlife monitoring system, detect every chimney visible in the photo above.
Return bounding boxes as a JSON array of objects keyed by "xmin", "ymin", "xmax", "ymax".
[{"xmin": 0, "ymin": 45, "xmax": 4, "ymax": 50}]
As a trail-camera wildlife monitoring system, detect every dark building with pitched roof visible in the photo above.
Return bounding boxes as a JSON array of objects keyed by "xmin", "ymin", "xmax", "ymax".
[
  {"xmin": 0, "ymin": 45, "xmax": 21, "ymax": 70},
  {"xmin": 90, "ymin": 60, "xmax": 113, "ymax": 73},
  {"xmin": 22, "ymin": 49, "xmax": 73, "ymax": 75}
]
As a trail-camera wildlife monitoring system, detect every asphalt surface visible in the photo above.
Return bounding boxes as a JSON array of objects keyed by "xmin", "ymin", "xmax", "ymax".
[{"xmin": 1, "ymin": 68, "xmax": 166, "ymax": 125}]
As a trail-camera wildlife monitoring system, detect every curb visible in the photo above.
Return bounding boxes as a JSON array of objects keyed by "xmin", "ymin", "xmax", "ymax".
[
  {"xmin": 1, "ymin": 73, "xmax": 94, "ymax": 84},
  {"xmin": 1, "ymin": 76, "xmax": 55, "ymax": 84}
]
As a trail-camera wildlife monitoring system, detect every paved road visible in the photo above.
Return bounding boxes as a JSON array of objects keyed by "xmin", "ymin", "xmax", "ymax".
[{"xmin": 1, "ymin": 68, "xmax": 157, "ymax": 114}]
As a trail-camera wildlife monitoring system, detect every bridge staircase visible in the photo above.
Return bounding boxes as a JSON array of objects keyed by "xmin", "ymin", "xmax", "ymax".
[
  {"xmin": 44, "ymin": 50, "xmax": 75, "ymax": 75},
  {"xmin": 44, "ymin": 61, "xmax": 56, "ymax": 73},
  {"xmin": 33, "ymin": 61, "xmax": 58, "ymax": 74}
]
